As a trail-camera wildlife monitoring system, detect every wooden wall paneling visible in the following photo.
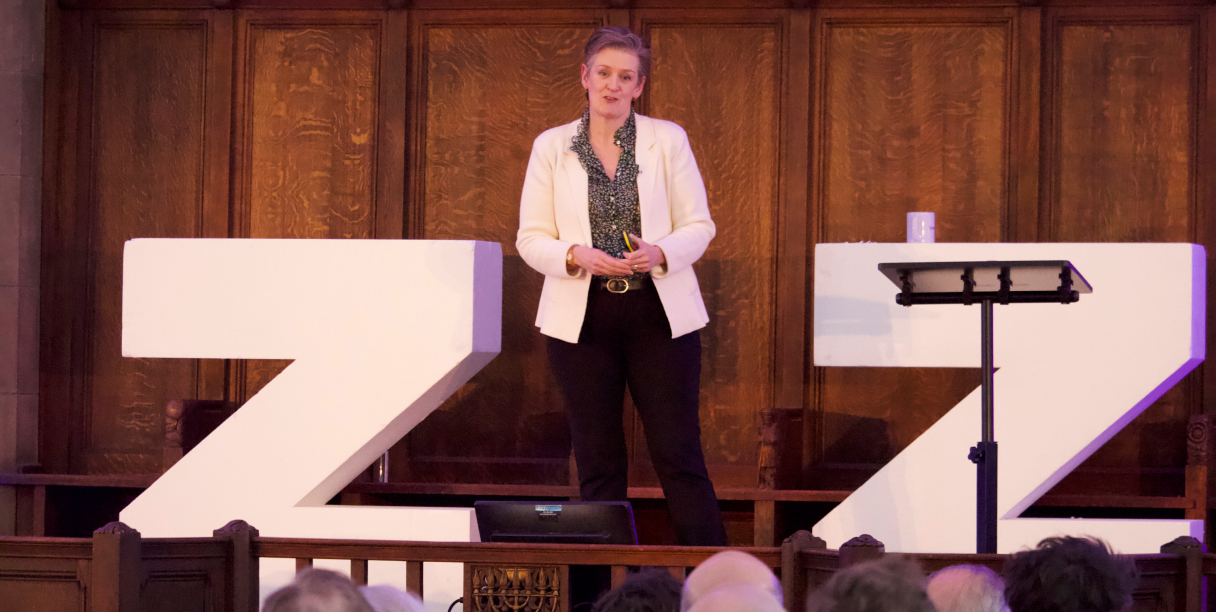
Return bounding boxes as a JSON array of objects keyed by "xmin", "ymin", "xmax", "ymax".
[
  {"xmin": 1204, "ymin": 6, "xmax": 1216, "ymax": 423},
  {"xmin": 88, "ymin": 11, "xmax": 218, "ymax": 474},
  {"xmin": 1038, "ymin": 5, "xmax": 1205, "ymax": 500},
  {"xmin": 632, "ymin": 9, "xmax": 787, "ymax": 488},
  {"xmin": 1203, "ymin": 7, "xmax": 1215, "ymax": 542},
  {"xmin": 197, "ymin": 12, "xmax": 235, "ymax": 404},
  {"xmin": 400, "ymin": 10, "xmax": 612, "ymax": 485},
  {"xmin": 39, "ymin": 2, "xmax": 86, "ymax": 474},
  {"xmin": 777, "ymin": 8, "xmax": 811, "ymax": 490},
  {"xmin": 38, "ymin": 10, "xmax": 230, "ymax": 475},
  {"xmin": 0, "ymin": 540, "xmax": 92, "ymax": 612},
  {"xmin": 375, "ymin": 10, "xmax": 408, "ymax": 241},
  {"xmin": 804, "ymin": 3, "xmax": 823, "ymax": 487},
  {"xmin": 779, "ymin": 10, "xmax": 811, "ymax": 417},
  {"xmin": 1044, "ymin": 8, "xmax": 1199, "ymax": 244},
  {"xmin": 808, "ymin": 8, "xmax": 1017, "ymax": 489},
  {"xmin": 230, "ymin": 10, "xmax": 387, "ymax": 401},
  {"xmin": 69, "ymin": 8, "xmax": 99, "ymax": 476},
  {"xmin": 1011, "ymin": 6, "xmax": 1041, "ymax": 243},
  {"xmin": 140, "ymin": 540, "xmax": 229, "ymax": 612}
]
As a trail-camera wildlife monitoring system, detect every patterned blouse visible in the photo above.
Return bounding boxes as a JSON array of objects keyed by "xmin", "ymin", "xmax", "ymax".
[{"xmin": 571, "ymin": 108, "xmax": 644, "ymax": 280}]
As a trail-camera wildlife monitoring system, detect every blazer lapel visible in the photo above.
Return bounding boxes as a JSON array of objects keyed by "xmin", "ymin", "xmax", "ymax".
[
  {"xmin": 635, "ymin": 115, "xmax": 661, "ymax": 241},
  {"xmin": 559, "ymin": 122, "xmax": 592, "ymax": 245}
]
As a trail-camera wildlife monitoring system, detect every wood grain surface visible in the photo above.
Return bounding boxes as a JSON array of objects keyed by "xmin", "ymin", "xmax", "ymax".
[
  {"xmin": 813, "ymin": 17, "xmax": 1011, "ymax": 486},
  {"xmin": 1050, "ymin": 23, "xmax": 1193, "ymax": 244},
  {"xmin": 404, "ymin": 21, "xmax": 599, "ymax": 484},
  {"xmin": 820, "ymin": 22, "xmax": 1009, "ymax": 243},
  {"xmin": 637, "ymin": 21, "xmax": 781, "ymax": 486},
  {"xmin": 1042, "ymin": 14, "xmax": 1201, "ymax": 498},
  {"xmin": 811, "ymin": 368, "xmax": 983, "ymax": 490},
  {"xmin": 83, "ymin": 21, "xmax": 210, "ymax": 474},
  {"xmin": 236, "ymin": 16, "xmax": 382, "ymax": 400}
]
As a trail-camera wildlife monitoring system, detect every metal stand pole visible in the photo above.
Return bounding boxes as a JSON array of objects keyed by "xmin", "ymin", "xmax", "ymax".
[{"xmin": 969, "ymin": 299, "xmax": 998, "ymax": 554}]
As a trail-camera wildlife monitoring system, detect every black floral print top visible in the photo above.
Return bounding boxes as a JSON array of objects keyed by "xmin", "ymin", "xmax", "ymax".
[{"xmin": 571, "ymin": 108, "xmax": 644, "ymax": 280}]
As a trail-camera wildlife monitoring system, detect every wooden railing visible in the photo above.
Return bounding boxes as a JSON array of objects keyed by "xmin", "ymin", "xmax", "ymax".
[
  {"xmin": 262, "ymin": 536, "xmax": 783, "ymax": 612},
  {"xmin": 0, "ymin": 521, "xmax": 1208, "ymax": 612}
]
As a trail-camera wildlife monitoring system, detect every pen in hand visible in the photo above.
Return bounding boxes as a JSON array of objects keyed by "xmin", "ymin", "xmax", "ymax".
[{"xmin": 622, "ymin": 230, "xmax": 636, "ymax": 253}]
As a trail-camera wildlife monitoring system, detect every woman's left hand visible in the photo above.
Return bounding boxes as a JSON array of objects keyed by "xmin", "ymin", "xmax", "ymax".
[{"xmin": 623, "ymin": 233, "xmax": 666, "ymax": 274}]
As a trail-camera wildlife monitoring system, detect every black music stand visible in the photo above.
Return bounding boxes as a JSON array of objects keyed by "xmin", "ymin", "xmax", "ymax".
[{"xmin": 877, "ymin": 260, "xmax": 1092, "ymax": 554}]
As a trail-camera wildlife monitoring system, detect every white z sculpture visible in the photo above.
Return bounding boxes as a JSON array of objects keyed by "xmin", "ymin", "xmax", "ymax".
[
  {"xmin": 119, "ymin": 239, "xmax": 500, "ymax": 577},
  {"xmin": 813, "ymin": 243, "xmax": 1205, "ymax": 554}
]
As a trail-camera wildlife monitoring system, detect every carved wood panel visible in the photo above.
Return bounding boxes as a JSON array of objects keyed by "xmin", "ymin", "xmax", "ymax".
[
  {"xmin": 1041, "ymin": 8, "xmax": 1203, "ymax": 498},
  {"xmin": 810, "ymin": 10, "xmax": 1016, "ymax": 486},
  {"xmin": 37, "ymin": 12, "xmax": 232, "ymax": 475},
  {"xmin": 0, "ymin": 545, "xmax": 91, "ymax": 612},
  {"xmin": 632, "ymin": 12, "xmax": 786, "ymax": 487},
  {"xmin": 85, "ymin": 21, "xmax": 207, "ymax": 473},
  {"xmin": 403, "ymin": 13, "xmax": 608, "ymax": 484},
  {"xmin": 232, "ymin": 12, "xmax": 385, "ymax": 401}
]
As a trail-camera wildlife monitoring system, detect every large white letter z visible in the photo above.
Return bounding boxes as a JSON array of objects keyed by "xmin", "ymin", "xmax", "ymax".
[
  {"xmin": 119, "ymin": 239, "xmax": 501, "ymax": 540},
  {"xmin": 812, "ymin": 243, "xmax": 1204, "ymax": 553}
]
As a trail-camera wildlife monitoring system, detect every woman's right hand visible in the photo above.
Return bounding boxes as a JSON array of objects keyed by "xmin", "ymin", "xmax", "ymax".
[{"xmin": 570, "ymin": 245, "xmax": 634, "ymax": 276}]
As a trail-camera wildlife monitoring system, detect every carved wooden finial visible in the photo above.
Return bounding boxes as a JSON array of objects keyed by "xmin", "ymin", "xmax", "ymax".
[
  {"xmin": 783, "ymin": 530, "xmax": 827, "ymax": 550},
  {"xmin": 839, "ymin": 534, "xmax": 885, "ymax": 568},
  {"xmin": 165, "ymin": 400, "xmax": 185, "ymax": 447},
  {"xmin": 216, "ymin": 519, "xmax": 259, "ymax": 535},
  {"xmin": 1161, "ymin": 535, "xmax": 1205, "ymax": 553},
  {"xmin": 842, "ymin": 534, "xmax": 884, "ymax": 549},
  {"xmin": 94, "ymin": 521, "xmax": 139, "ymax": 536}
]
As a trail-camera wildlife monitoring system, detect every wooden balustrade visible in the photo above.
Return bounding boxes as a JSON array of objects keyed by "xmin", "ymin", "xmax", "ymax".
[
  {"xmin": 0, "ymin": 522, "xmax": 1211, "ymax": 612},
  {"xmin": 257, "ymin": 536, "xmax": 785, "ymax": 612}
]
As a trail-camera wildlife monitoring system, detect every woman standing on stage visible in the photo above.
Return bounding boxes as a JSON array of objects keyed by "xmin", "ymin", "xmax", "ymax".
[{"xmin": 516, "ymin": 26, "xmax": 726, "ymax": 546}]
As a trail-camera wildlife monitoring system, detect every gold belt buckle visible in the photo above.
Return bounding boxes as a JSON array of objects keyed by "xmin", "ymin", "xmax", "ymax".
[{"xmin": 606, "ymin": 279, "xmax": 629, "ymax": 294}]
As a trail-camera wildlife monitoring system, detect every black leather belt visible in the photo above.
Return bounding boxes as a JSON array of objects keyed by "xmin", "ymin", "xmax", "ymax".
[{"xmin": 598, "ymin": 277, "xmax": 649, "ymax": 294}]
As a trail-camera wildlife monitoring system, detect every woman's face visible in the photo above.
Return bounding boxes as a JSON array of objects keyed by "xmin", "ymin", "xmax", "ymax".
[{"xmin": 581, "ymin": 48, "xmax": 645, "ymax": 120}]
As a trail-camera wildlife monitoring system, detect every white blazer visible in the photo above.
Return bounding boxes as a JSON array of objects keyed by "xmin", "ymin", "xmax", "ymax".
[{"xmin": 516, "ymin": 114, "xmax": 716, "ymax": 344}]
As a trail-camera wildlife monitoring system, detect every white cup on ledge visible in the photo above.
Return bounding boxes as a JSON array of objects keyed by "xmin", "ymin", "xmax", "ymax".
[{"xmin": 907, "ymin": 212, "xmax": 935, "ymax": 243}]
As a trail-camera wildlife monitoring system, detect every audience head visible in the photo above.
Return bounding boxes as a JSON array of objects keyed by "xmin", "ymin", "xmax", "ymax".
[
  {"xmin": 686, "ymin": 584, "xmax": 785, "ymax": 612},
  {"xmin": 359, "ymin": 585, "xmax": 425, "ymax": 612},
  {"xmin": 806, "ymin": 555, "xmax": 935, "ymax": 612},
  {"xmin": 681, "ymin": 550, "xmax": 781, "ymax": 612},
  {"xmin": 263, "ymin": 568, "xmax": 374, "ymax": 612},
  {"xmin": 592, "ymin": 569, "xmax": 683, "ymax": 612},
  {"xmin": 927, "ymin": 565, "xmax": 1008, "ymax": 612},
  {"xmin": 1004, "ymin": 536, "xmax": 1138, "ymax": 612}
]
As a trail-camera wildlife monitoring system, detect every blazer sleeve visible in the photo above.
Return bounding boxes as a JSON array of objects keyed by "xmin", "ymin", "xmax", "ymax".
[
  {"xmin": 651, "ymin": 125, "xmax": 715, "ymax": 278},
  {"xmin": 516, "ymin": 131, "xmax": 585, "ymax": 280}
]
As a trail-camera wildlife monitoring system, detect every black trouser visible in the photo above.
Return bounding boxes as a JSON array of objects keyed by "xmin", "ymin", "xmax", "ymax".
[{"xmin": 547, "ymin": 281, "xmax": 728, "ymax": 546}]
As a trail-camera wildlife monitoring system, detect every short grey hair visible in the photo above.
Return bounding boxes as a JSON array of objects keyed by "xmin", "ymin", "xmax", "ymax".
[
  {"xmin": 927, "ymin": 565, "xmax": 1009, "ymax": 612},
  {"xmin": 584, "ymin": 26, "xmax": 651, "ymax": 79},
  {"xmin": 806, "ymin": 556, "xmax": 936, "ymax": 612},
  {"xmin": 263, "ymin": 568, "xmax": 374, "ymax": 612}
]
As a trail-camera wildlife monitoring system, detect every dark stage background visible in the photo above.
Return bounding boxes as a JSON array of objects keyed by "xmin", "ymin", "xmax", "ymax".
[{"xmin": 33, "ymin": 0, "xmax": 1216, "ymax": 544}]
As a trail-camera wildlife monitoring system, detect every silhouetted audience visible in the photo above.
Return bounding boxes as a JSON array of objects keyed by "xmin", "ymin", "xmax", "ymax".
[
  {"xmin": 592, "ymin": 569, "xmax": 683, "ymax": 612},
  {"xmin": 686, "ymin": 584, "xmax": 785, "ymax": 612},
  {"xmin": 806, "ymin": 556, "xmax": 935, "ymax": 612},
  {"xmin": 359, "ymin": 585, "xmax": 426, "ymax": 612},
  {"xmin": 1004, "ymin": 536, "xmax": 1138, "ymax": 612},
  {"xmin": 681, "ymin": 550, "xmax": 782, "ymax": 612},
  {"xmin": 927, "ymin": 564, "xmax": 1007, "ymax": 612},
  {"xmin": 263, "ymin": 568, "xmax": 374, "ymax": 612}
]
